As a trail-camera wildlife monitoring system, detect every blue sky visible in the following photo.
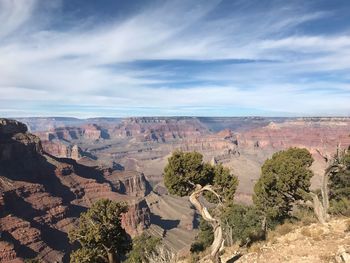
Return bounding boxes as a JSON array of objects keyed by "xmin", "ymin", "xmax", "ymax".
[{"xmin": 0, "ymin": 0, "xmax": 350, "ymax": 117}]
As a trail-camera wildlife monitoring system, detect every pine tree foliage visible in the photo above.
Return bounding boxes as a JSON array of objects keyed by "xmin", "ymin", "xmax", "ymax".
[
  {"xmin": 125, "ymin": 233, "xmax": 161, "ymax": 263},
  {"xmin": 253, "ymin": 148, "xmax": 314, "ymax": 222},
  {"xmin": 221, "ymin": 204, "xmax": 265, "ymax": 246},
  {"xmin": 163, "ymin": 150, "xmax": 238, "ymax": 263},
  {"xmin": 164, "ymin": 150, "xmax": 238, "ymax": 199},
  {"xmin": 329, "ymin": 148, "xmax": 350, "ymax": 215},
  {"xmin": 69, "ymin": 199, "xmax": 131, "ymax": 263}
]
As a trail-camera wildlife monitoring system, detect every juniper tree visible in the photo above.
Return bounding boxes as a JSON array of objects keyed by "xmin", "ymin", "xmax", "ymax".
[
  {"xmin": 125, "ymin": 233, "xmax": 161, "ymax": 263},
  {"xmin": 253, "ymin": 148, "xmax": 314, "ymax": 226},
  {"xmin": 69, "ymin": 199, "xmax": 131, "ymax": 263},
  {"xmin": 164, "ymin": 151, "xmax": 238, "ymax": 263},
  {"xmin": 328, "ymin": 147, "xmax": 350, "ymax": 216}
]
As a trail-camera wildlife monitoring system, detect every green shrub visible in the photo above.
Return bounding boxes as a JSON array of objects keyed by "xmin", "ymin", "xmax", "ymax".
[
  {"xmin": 221, "ymin": 204, "xmax": 265, "ymax": 246},
  {"xmin": 190, "ymin": 218, "xmax": 214, "ymax": 253},
  {"xmin": 329, "ymin": 148, "xmax": 350, "ymax": 216},
  {"xmin": 329, "ymin": 198, "xmax": 350, "ymax": 216},
  {"xmin": 253, "ymin": 148, "xmax": 314, "ymax": 224},
  {"xmin": 292, "ymin": 204, "xmax": 318, "ymax": 226},
  {"xmin": 68, "ymin": 199, "xmax": 131, "ymax": 263},
  {"xmin": 125, "ymin": 233, "xmax": 161, "ymax": 263}
]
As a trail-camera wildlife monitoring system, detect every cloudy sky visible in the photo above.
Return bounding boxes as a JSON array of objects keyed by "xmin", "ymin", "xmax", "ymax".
[{"xmin": 0, "ymin": 0, "xmax": 350, "ymax": 117}]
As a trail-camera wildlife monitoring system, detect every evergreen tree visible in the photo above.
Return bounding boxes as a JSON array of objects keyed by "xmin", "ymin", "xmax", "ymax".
[
  {"xmin": 221, "ymin": 204, "xmax": 264, "ymax": 246},
  {"xmin": 329, "ymin": 148, "xmax": 350, "ymax": 216},
  {"xmin": 125, "ymin": 233, "xmax": 161, "ymax": 263},
  {"xmin": 190, "ymin": 218, "xmax": 214, "ymax": 253},
  {"xmin": 69, "ymin": 199, "xmax": 131, "ymax": 263},
  {"xmin": 164, "ymin": 151, "xmax": 238, "ymax": 263},
  {"xmin": 253, "ymin": 148, "xmax": 314, "ymax": 224}
]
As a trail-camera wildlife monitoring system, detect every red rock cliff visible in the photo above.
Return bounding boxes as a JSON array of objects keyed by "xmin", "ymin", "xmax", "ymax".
[{"xmin": 0, "ymin": 119, "xmax": 151, "ymax": 262}]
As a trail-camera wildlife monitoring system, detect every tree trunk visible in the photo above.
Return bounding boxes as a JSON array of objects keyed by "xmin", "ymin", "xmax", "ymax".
[
  {"xmin": 321, "ymin": 172, "xmax": 330, "ymax": 213},
  {"xmin": 107, "ymin": 250, "xmax": 118, "ymax": 263},
  {"xmin": 189, "ymin": 184, "xmax": 224, "ymax": 263},
  {"xmin": 310, "ymin": 192, "xmax": 327, "ymax": 225},
  {"xmin": 310, "ymin": 163, "xmax": 331, "ymax": 224}
]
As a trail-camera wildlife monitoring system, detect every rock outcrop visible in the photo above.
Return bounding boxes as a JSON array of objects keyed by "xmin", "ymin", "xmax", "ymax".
[
  {"xmin": 121, "ymin": 199, "xmax": 151, "ymax": 236},
  {"xmin": 41, "ymin": 141, "xmax": 82, "ymax": 160}
]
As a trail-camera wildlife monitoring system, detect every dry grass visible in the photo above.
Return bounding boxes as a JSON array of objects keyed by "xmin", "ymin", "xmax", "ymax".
[
  {"xmin": 292, "ymin": 204, "xmax": 318, "ymax": 226},
  {"xmin": 247, "ymin": 241, "xmax": 264, "ymax": 253},
  {"xmin": 319, "ymin": 254, "xmax": 334, "ymax": 262},
  {"xmin": 301, "ymin": 227, "xmax": 324, "ymax": 241},
  {"xmin": 300, "ymin": 227, "xmax": 312, "ymax": 237},
  {"xmin": 267, "ymin": 222, "xmax": 295, "ymax": 242}
]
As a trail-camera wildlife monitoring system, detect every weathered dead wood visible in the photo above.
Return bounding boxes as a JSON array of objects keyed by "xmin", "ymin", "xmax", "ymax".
[{"xmin": 189, "ymin": 184, "xmax": 224, "ymax": 263}]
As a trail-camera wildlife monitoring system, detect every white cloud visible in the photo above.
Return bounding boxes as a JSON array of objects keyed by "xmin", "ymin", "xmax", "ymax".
[
  {"xmin": 0, "ymin": 0, "xmax": 37, "ymax": 38},
  {"xmin": 0, "ymin": 0, "xmax": 349, "ymax": 117}
]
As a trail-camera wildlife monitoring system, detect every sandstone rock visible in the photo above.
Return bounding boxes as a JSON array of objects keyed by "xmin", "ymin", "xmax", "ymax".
[
  {"xmin": 0, "ymin": 119, "xmax": 27, "ymax": 136},
  {"xmin": 0, "ymin": 241, "xmax": 22, "ymax": 263},
  {"xmin": 121, "ymin": 199, "xmax": 151, "ymax": 236},
  {"xmin": 109, "ymin": 117, "xmax": 209, "ymax": 142},
  {"xmin": 336, "ymin": 246, "xmax": 350, "ymax": 263},
  {"xmin": 82, "ymin": 124, "xmax": 103, "ymax": 140},
  {"xmin": 0, "ymin": 131, "xmax": 42, "ymax": 165},
  {"xmin": 41, "ymin": 141, "xmax": 81, "ymax": 160}
]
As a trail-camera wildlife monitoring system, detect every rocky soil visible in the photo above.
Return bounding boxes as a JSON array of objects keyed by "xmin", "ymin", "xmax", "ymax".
[{"xmin": 233, "ymin": 218, "xmax": 350, "ymax": 263}]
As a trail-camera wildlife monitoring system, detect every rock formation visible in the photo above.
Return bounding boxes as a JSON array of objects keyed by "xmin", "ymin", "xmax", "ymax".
[
  {"xmin": 0, "ymin": 119, "xmax": 151, "ymax": 262},
  {"xmin": 41, "ymin": 141, "xmax": 82, "ymax": 160}
]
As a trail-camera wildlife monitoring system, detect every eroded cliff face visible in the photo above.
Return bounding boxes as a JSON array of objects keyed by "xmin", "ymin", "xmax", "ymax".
[
  {"xmin": 41, "ymin": 141, "xmax": 82, "ymax": 160},
  {"xmin": 236, "ymin": 119, "xmax": 350, "ymax": 154},
  {"xmin": 37, "ymin": 117, "xmax": 209, "ymax": 143},
  {"xmin": 105, "ymin": 170, "xmax": 150, "ymax": 197},
  {"xmin": 0, "ymin": 119, "xmax": 151, "ymax": 262},
  {"xmin": 121, "ymin": 199, "xmax": 151, "ymax": 236}
]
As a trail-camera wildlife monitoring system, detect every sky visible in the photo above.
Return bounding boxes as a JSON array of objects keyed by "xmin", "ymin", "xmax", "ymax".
[{"xmin": 0, "ymin": 0, "xmax": 350, "ymax": 118}]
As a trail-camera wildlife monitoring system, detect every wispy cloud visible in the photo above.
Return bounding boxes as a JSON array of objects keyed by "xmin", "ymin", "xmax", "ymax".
[{"xmin": 0, "ymin": 0, "xmax": 349, "ymax": 117}]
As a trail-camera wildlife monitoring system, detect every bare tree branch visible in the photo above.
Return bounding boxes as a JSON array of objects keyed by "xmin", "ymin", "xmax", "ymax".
[{"xmin": 189, "ymin": 184, "xmax": 224, "ymax": 263}]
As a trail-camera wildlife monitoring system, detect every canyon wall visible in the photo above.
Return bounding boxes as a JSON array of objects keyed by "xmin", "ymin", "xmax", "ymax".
[{"xmin": 0, "ymin": 119, "xmax": 151, "ymax": 262}]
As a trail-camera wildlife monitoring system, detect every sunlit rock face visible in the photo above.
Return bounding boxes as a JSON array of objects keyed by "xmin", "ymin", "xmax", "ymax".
[
  {"xmin": 236, "ymin": 118, "xmax": 350, "ymax": 153},
  {"xmin": 41, "ymin": 141, "xmax": 82, "ymax": 160},
  {"xmin": 108, "ymin": 117, "xmax": 209, "ymax": 142}
]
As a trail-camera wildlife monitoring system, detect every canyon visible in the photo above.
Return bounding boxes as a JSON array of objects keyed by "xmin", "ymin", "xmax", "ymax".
[{"xmin": 1, "ymin": 117, "xmax": 350, "ymax": 262}]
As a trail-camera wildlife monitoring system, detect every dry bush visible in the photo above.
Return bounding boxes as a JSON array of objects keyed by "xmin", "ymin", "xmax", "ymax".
[{"xmin": 301, "ymin": 227, "xmax": 312, "ymax": 237}]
